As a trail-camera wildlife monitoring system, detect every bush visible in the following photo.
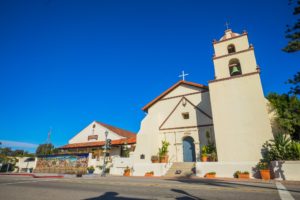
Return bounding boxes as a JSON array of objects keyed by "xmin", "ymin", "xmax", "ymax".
[
  {"xmin": 256, "ymin": 162, "xmax": 269, "ymax": 170},
  {"xmin": 262, "ymin": 133, "xmax": 300, "ymax": 161},
  {"xmin": 87, "ymin": 166, "xmax": 95, "ymax": 172}
]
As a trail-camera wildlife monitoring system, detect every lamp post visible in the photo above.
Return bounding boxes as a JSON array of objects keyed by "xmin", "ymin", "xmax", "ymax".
[{"xmin": 101, "ymin": 130, "xmax": 109, "ymax": 177}]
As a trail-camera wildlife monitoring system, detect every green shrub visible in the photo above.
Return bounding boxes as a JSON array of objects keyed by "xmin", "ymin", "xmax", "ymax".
[
  {"xmin": 256, "ymin": 162, "xmax": 269, "ymax": 170},
  {"xmin": 262, "ymin": 133, "xmax": 300, "ymax": 161},
  {"xmin": 159, "ymin": 141, "xmax": 170, "ymax": 157}
]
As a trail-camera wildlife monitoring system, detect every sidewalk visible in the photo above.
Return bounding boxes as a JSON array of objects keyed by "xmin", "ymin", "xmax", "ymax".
[{"xmin": 1, "ymin": 172, "xmax": 300, "ymax": 185}]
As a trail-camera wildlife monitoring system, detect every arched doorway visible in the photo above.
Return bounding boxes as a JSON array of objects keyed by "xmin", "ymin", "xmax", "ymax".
[{"xmin": 182, "ymin": 136, "xmax": 196, "ymax": 162}]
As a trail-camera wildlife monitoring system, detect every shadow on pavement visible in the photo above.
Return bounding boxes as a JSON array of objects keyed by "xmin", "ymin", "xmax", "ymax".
[
  {"xmin": 84, "ymin": 192, "xmax": 144, "ymax": 200},
  {"xmin": 84, "ymin": 189, "xmax": 205, "ymax": 200},
  {"xmin": 171, "ymin": 189, "xmax": 205, "ymax": 200}
]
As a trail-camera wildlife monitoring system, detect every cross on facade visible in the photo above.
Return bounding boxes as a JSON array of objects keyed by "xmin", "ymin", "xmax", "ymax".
[
  {"xmin": 179, "ymin": 70, "xmax": 189, "ymax": 81},
  {"xmin": 225, "ymin": 21, "xmax": 230, "ymax": 30}
]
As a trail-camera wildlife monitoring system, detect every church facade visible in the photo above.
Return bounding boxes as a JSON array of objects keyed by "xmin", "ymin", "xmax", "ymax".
[{"xmin": 132, "ymin": 28, "xmax": 273, "ymax": 164}]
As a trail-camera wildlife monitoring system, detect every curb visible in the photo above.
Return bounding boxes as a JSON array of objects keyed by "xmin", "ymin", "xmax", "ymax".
[{"xmin": 0, "ymin": 173, "xmax": 64, "ymax": 179}]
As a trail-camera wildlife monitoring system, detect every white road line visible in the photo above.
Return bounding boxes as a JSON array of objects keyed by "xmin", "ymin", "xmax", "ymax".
[
  {"xmin": 276, "ymin": 182, "xmax": 295, "ymax": 200},
  {"xmin": 0, "ymin": 179, "xmax": 60, "ymax": 186}
]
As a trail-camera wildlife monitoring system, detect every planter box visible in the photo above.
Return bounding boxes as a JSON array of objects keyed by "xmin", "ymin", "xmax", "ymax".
[
  {"xmin": 260, "ymin": 170, "xmax": 271, "ymax": 180},
  {"xmin": 204, "ymin": 173, "xmax": 216, "ymax": 178},
  {"xmin": 159, "ymin": 155, "xmax": 169, "ymax": 163},
  {"xmin": 123, "ymin": 171, "xmax": 130, "ymax": 176},
  {"xmin": 238, "ymin": 173, "xmax": 250, "ymax": 179},
  {"xmin": 144, "ymin": 173, "xmax": 154, "ymax": 177},
  {"xmin": 271, "ymin": 161, "xmax": 300, "ymax": 181},
  {"xmin": 201, "ymin": 156, "xmax": 208, "ymax": 162}
]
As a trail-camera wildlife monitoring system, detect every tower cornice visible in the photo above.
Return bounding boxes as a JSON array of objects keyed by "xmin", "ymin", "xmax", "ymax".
[{"xmin": 212, "ymin": 46, "xmax": 254, "ymax": 60}]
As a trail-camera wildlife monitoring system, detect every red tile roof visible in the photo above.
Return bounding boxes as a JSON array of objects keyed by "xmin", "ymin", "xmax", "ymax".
[
  {"xmin": 95, "ymin": 121, "xmax": 136, "ymax": 138},
  {"xmin": 142, "ymin": 80, "xmax": 208, "ymax": 112},
  {"xmin": 59, "ymin": 137, "xmax": 136, "ymax": 149}
]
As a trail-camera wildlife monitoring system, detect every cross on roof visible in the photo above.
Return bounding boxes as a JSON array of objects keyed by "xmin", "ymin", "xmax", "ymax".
[
  {"xmin": 179, "ymin": 70, "xmax": 189, "ymax": 81},
  {"xmin": 225, "ymin": 21, "xmax": 230, "ymax": 30}
]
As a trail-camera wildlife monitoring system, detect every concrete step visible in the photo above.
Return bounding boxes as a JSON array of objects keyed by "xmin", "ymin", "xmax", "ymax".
[{"xmin": 164, "ymin": 162, "xmax": 196, "ymax": 178}]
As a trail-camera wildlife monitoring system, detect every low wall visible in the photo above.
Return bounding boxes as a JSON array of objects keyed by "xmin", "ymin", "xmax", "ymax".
[
  {"xmin": 110, "ymin": 157, "xmax": 172, "ymax": 176},
  {"xmin": 131, "ymin": 163, "xmax": 172, "ymax": 176},
  {"xmin": 271, "ymin": 161, "xmax": 300, "ymax": 181},
  {"xmin": 196, "ymin": 162, "xmax": 258, "ymax": 178},
  {"xmin": 110, "ymin": 157, "xmax": 134, "ymax": 176}
]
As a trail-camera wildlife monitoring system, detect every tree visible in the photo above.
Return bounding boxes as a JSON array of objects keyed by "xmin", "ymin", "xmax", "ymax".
[
  {"xmin": 267, "ymin": 93, "xmax": 300, "ymax": 140},
  {"xmin": 35, "ymin": 143, "xmax": 54, "ymax": 155},
  {"xmin": 0, "ymin": 147, "xmax": 13, "ymax": 156},
  {"xmin": 287, "ymin": 72, "xmax": 300, "ymax": 96},
  {"xmin": 283, "ymin": 0, "xmax": 300, "ymax": 52}
]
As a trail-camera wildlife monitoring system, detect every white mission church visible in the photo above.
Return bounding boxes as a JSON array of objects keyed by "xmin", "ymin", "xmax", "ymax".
[
  {"xmin": 132, "ymin": 28, "xmax": 273, "ymax": 165},
  {"xmin": 34, "ymin": 28, "xmax": 274, "ymax": 178}
]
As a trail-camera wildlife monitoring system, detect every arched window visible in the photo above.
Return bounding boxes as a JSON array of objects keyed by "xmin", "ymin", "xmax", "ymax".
[
  {"xmin": 229, "ymin": 58, "xmax": 242, "ymax": 76},
  {"xmin": 227, "ymin": 44, "xmax": 236, "ymax": 54}
]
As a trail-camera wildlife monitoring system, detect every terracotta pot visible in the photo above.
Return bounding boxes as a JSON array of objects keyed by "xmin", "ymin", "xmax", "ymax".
[
  {"xmin": 201, "ymin": 156, "xmax": 208, "ymax": 162},
  {"xmin": 159, "ymin": 155, "xmax": 169, "ymax": 163},
  {"xmin": 151, "ymin": 160, "xmax": 159, "ymax": 163},
  {"xmin": 260, "ymin": 170, "xmax": 270, "ymax": 180},
  {"xmin": 238, "ymin": 173, "xmax": 250, "ymax": 179},
  {"xmin": 145, "ymin": 173, "xmax": 153, "ymax": 177},
  {"xmin": 123, "ymin": 170, "xmax": 130, "ymax": 176},
  {"xmin": 205, "ymin": 173, "xmax": 216, "ymax": 178}
]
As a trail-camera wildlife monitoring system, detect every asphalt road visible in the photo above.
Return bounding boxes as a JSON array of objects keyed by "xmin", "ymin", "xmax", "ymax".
[{"xmin": 0, "ymin": 175, "xmax": 299, "ymax": 200}]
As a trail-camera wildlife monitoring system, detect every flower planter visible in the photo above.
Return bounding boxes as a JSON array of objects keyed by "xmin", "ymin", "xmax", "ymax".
[
  {"xmin": 159, "ymin": 155, "xmax": 169, "ymax": 163},
  {"xmin": 145, "ymin": 173, "xmax": 154, "ymax": 177},
  {"xmin": 201, "ymin": 156, "xmax": 208, "ymax": 162},
  {"xmin": 238, "ymin": 173, "xmax": 250, "ymax": 179},
  {"xmin": 88, "ymin": 170, "xmax": 94, "ymax": 174},
  {"xmin": 204, "ymin": 173, "xmax": 216, "ymax": 178},
  {"xmin": 151, "ymin": 160, "xmax": 159, "ymax": 163},
  {"xmin": 123, "ymin": 170, "xmax": 130, "ymax": 176},
  {"xmin": 260, "ymin": 170, "xmax": 271, "ymax": 180}
]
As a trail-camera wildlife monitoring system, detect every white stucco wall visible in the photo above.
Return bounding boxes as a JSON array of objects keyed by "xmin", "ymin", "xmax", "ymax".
[
  {"xmin": 196, "ymin": 162, "xmax": 258, "ymax": 178},
  {"xmin": 16, "ymin": 157, "xmax": 37, "ymax": 173},
  {"xmin": 69, "ymin": 121, "xmax": 125, "ymax": 144},
  {"xmin": 133, "ymin": 84, "xmax": 214, "ymax": 163},
  {"xmin": 209, "ymin": 74, "xmax": 273, "ymax": 162},
  {"xmin": 213, "ymin": 50, "xmax": 257, "ymax": 79},
  {"xmin": 271, "ymin": 161, "xmax": 300, "ymax": 181},
  {"xmin": 214, "ymin": 33, "xmax": 249, "ymax": 57}
]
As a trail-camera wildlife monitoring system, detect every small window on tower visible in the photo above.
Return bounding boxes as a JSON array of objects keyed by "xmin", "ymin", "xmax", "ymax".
[
  {"xmin": 229, "ymin": 58, "xmax": 242, "ymax": 76},
  {"xmin": 182, "ymin": 112, "xmax": 189, "ymax": 119},
  {"xmin": 227, "ymin": 44, "xmax": 236, "ymax": 54}
]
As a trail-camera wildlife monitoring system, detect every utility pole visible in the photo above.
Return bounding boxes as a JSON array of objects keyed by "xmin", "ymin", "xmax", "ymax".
[{"xmin": 101, "ymin": 130, "xmax": 109, "ymax": 177}]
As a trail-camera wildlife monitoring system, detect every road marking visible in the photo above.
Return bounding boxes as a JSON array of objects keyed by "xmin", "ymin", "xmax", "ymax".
[
  {"xmin": 276, "ymin": 182, "xmax": 295, "ymax": 200},
  {"xmin": 0, "ymin": 179, "xmax": 60, "ymax": 186}
]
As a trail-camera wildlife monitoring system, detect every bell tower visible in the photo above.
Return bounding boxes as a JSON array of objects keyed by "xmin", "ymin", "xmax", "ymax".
[{"xmin": 208, "ymin": 29, "xmax": 273, "ymax": 162}]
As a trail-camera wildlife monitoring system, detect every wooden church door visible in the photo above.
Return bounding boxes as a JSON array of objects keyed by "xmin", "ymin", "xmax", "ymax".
[{"xmin": 182, "ymin": 136, "xmax": 196, "ymax": 162}]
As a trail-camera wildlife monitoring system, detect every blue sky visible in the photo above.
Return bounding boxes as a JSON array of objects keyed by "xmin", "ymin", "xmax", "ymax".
[{"xmin": 0, "ymin": 0, "xmax": 299, "ymax": 152}]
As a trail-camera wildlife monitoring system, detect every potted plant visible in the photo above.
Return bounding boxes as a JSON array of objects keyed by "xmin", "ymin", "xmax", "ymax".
[
  {"xmin": 159, "ymin": 141, "xmax": 170, "ymax": 163},
  {"xmin": 76, "ymin": 170, "xmax": 83, "ymax": 177},
  {"xmin": 234, "ymin": 171, "xmax": 250, "ymax": 179},
  {"xmin": 87, "ymin": 166, "xmax": 95, "ymax": 174},
  {"xmin": 123, "ymin": 166, "xmax": 131, "ymax": 176},
  {"xmin": 151, "ymin": 155, "xmax": 159, "ymax": 163},
  {"xmin": 145, "ymin": 171, "xmax": 154, "ymax": 177},
  {"xmin": 201, "ymin": 145, "xmax": 208, "ymax": 162},
  {"xmin": 204, "ymin": 172, "xmax": 216, "ymax": 178},
  {"xmin": 257, "ymin": 162, "xmax": 271, "ymax": 180}
]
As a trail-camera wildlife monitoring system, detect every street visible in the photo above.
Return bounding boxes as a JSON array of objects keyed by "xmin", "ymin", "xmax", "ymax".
[{"xmin": 0, "ymin": 175, "xmax": 299, "ymax": 200}]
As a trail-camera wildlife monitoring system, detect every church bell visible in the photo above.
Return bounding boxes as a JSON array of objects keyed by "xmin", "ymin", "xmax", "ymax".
[{"xmin": 230, "ymin": 66, "xmax": 240, "ymax": 75}]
